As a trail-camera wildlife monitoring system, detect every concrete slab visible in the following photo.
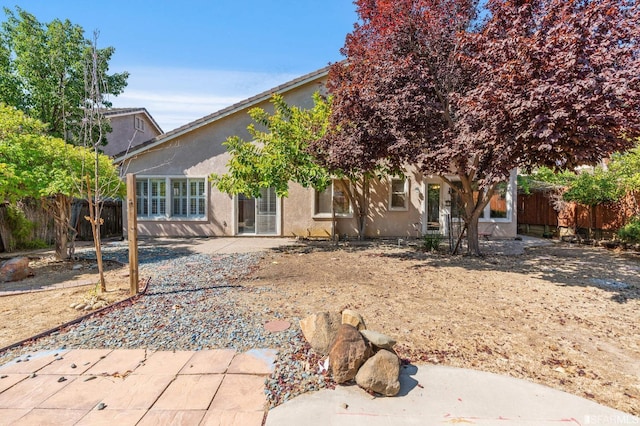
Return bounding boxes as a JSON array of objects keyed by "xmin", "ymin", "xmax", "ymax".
[
  {"xmin": 179, "ymin": 348, "xmax": 236, "ymax": 375},
  {"xmin": 0, "ymin": 374, "xmax": 27, "ymax": 393},
  {"xmin": 152, "ymin": 374, "xmax": 223, "ymax": 410},
  {"xmin": 83, "ymin": 348, "xmax": 146, "ymax": 376},
  {"xmin": 136, "ymin": 410, "xmax": 207, "ymax": 426},
  {"xmin": 0, "ymin": 350, "xmax": 67, "ymax": 374},
  {"xmin": 74, "ymin": 408, "xmax": 147, "ymax": 426},
  {"xmin": 100, "ymin": 374, "xmax": 175, "ymax": 410},
  {"xmin": 265, "ymin": 364, "xmax": 640, "ymax": 426},
  {"xmin": 200, "ymin": 409, "xmax": 265, "ymax": 426},
  {"xmin": 37, "ymin": 376, "xmax": 115, "ymax": 410},
  {"xmin": 227, "ymin": 348, "xmax": 277, "ymax": 375},
  {"xmin": 210, "ymin": 374, "xmax": 268, "ymax": 412},
  {"xmin": 11, "ymin": 408, "xmax": 88, "ymax": 426},
  {"xmin": 37, "ymin": 348, "xmax": 112, "ymax": 375},
  {"xmin": 0, "ymin": 408, "xmax": 30, "ymax": 425},
  {"xmin": 133, "ymin": 350, "xmax": 193, "ymax": 375},
  {"xmin": 0, "ymin": 374, "xmax": 72, "ymax": 409}
]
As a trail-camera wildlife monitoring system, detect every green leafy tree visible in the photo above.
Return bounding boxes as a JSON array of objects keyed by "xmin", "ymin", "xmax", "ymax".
[
  {"xmin": 0, "ymin": 7, "xmax": 128, "ymax": 141},
  {"xmin": 563, "ymin": 167, "xmax": 624, "ymax": 238},
  {"xmin": 609, "ymin": 143, "xmax": 640, "ymax": 197},
  {"xmin": 0, "ymin": 103, "xmax": 122, "ymax": 259},
  {"xmin": 212, "ymin": 93, "xmax": 332, "ymax": 198}
]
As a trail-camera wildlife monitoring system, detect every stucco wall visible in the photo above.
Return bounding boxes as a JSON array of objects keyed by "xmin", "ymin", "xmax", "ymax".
[
  {"xmin": 105, "ymin": 113, "xmax": 161, "ymax": 157},
  {"xmin": 121, "ymin": 78, "xmax": 326, "ymax": 238}
]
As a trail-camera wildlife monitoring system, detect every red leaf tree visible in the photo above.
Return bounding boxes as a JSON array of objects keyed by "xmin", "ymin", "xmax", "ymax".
[{"xmin": 313, "ymin": 0, "xmax": 640, "ymax": 255}]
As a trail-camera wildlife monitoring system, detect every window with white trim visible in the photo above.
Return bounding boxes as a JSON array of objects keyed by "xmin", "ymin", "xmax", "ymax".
[
  {"xmin": 389, "ymin": 177, "xmax": 409, "ymax": 211},
  {"xmin": 134, "ymin": 116, "xmax": 145, "ymax": 132},
  {"xmin": 314, "ymin": 179, "xmax": 352, "ymax": 217},
  {"xmin": 136, "ymin": 177, "xmax": 206, "ymax": 219}
]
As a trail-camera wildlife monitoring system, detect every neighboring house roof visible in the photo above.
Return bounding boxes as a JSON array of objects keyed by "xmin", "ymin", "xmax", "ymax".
[
  {"xmin": 103, "ymin": 107, "xmax": 164, "ymax": 135},
  {"xmin": 113, "ymin": 65, "xmax": 330, "ymax": 162}
]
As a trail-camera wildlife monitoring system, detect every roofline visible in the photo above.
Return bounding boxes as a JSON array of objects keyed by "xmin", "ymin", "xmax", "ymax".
[
  {"xmin": 104, "ymin": 107, "xmax": 164, "ymax": 135},
  {"xmin": 113, "ymin": 65, "xmax": 330, "ymax": 162}
]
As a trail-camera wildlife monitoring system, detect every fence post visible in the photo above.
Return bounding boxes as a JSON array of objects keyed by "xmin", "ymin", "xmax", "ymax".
[{"xmin": 126, "ymin": 174, "xmax": 139, "ymax": 295}]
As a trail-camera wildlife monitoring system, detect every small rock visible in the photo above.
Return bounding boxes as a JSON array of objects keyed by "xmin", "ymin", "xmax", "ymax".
[
  {"xmin": 58, "ymin": 377, "xmax": 67, "ymax": 383},
  {"xmin": 1, "ymin": 375, "xmax": 8, "ymax": 379},
  {"xmin": 341, "ymin": 309, "xmax": 366, "ymax": 330},
  {"xmin": 29, "ymin": 373, "xmax": 36, "ymax": 378},
  {"xmin": 360, "ymin": 330, "xmax": 396, "ymax": 351},
  {"xmin": 328, "ymin": 324, "xmax": 372, "ymax": 384},
  {"xmin": 84, "ymin": 376, "xmax": 97, "ymax": 382},
  {"xmin": 96, "ymin": 402, "xmax": 106, "ymax": 410},
  {"xmin": 340, "ymin": 402, "xmax": 349, "ymax": 410},
  {"xmin": 84, "ymin": 305, "xmax": 93, "ymax": 311},
  {"xmin": 75, "ymin": 303, "xmax": 86, "ymax": 310},
  {"xmin": 355, "ymin": 349, "xmax": 401, "ymax": 396},
  {"xmin": 70, "ymin": 363, "xmax": 77, "ymax": 369},
  {"xmin": 0, "ymin": 257, "xmax": 33, "ymax": 283},
  {"xmin": 72, "ymin": 264, "xmax": 83, "ymax": 270}
]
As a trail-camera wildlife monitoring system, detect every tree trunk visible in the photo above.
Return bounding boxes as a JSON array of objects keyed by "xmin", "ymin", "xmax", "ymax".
[
  {"xmin": 466, "ymin": 214, "xmax": 481, "ymax": 256},
  {"xmin": 52, "ymin": 194, "xmax": 71, "ymax": 260},
  {"xmin": 86, "ymin": 176, "xmax": 106, "ymax": 292},
  {"xmin": 356, "ymin": 177, "xmax": 370, "ymax": 241}
]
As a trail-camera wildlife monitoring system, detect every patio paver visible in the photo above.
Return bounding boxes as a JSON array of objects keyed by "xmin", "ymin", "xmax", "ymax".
[
  {"xmin": 152, "ymin": 374, "xmax": 224, "ymax": 410},
  {"xmin": 0, "ymin": 349, "xmax": 276, "ymax": 425},
  {"xmin": 37, "ymin": 348, "xmax": 112, "ymax": 376},
  {"xmin": 179, "ymin": 348, "xmax": 236, "ymax": 375}
]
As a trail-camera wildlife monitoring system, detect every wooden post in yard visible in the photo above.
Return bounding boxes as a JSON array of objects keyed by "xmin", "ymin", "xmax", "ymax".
[{"xmin": 126, "ymin": 174, "xmax": 139, "ymax": 295}]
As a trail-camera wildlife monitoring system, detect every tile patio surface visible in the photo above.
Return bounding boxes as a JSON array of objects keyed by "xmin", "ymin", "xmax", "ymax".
[{"xmin": 0, "ymin": 348, "xmax": 276, "ymax": 426}]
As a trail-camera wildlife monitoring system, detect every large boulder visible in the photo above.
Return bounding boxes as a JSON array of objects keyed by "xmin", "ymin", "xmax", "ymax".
[
  {"xmin": 328, "ymin": 324, "xmax": 372, "ymax": 384},
  {"xmin": 355, "ymin": 349, "xmax": 401, "ymax": 396},
  {"xmin": 299, "ymin": 312, "xmax": 341, "ymax": 355},
  {"xmin": 341, "ymin": 309, "xmax": 366, "ymax": 330},
  {"xmin": 0, "ymin": 257, "xmax": 32, "ymax": 283},
  {"xmin": 360, "ymin": 330, "xmax": 396, "ymax": 351}
]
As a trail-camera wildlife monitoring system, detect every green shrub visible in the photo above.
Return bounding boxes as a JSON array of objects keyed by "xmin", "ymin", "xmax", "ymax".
[
  {"xmin": 618, "ymin": 217, "xmax": 640, "ymax": 244},
  {"xmin": 423, "ymin": 233, "xmax": 443, "ymax": 251}
]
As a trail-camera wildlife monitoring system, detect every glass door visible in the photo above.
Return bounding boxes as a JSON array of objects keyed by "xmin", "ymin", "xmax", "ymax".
[
  {"xmin": 426, "ymin": 183, "xmax": 441, "ymax": 233},
  {"xmin": 237, "ymin": 187, "xmax": 278, "ymax": 235}
]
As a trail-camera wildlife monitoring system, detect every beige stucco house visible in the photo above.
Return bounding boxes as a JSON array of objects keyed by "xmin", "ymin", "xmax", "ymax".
[
  {"xmin": 114, "ymin": 67, "xmax": 517, "ymax": 240},
  {"xmin": 102, "ymin": 108, "xmax": 163, "ymax": 157}
]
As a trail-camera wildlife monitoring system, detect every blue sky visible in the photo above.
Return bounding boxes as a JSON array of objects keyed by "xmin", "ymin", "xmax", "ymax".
[{"xmin": 1, "ymin": 1, "xmax": 359, "ymax": 130}]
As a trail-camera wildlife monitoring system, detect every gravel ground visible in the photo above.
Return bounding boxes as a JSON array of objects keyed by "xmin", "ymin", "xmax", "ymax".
[{"xmin": 0, "ymin": 243, "xmax": 333, "ymax": 407}]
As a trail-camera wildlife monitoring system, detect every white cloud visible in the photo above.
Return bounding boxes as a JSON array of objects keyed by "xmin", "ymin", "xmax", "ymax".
[{"xmin": 108, "ymin": 66, "xmax": 298, "ymax": 131}]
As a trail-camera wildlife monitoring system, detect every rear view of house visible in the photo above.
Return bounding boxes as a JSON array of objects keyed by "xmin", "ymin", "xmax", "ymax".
[{"xmin": 115, "ymin": 67, "xmax": 517, "ymax": 240}]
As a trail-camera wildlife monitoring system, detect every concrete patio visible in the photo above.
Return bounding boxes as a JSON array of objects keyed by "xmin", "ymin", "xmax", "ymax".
[{"xmin": 0, "ymin": 348, "xmax": 275, "ymax": 425}]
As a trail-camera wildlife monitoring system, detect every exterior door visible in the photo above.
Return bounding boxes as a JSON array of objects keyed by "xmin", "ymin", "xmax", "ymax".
[
  {"xmin": 237, "ymin": 187, "xmax": 278, "ymax": 235},
  {"xmin": 425, "ymin": 182, "xmax": 443, "ymax": 234}
]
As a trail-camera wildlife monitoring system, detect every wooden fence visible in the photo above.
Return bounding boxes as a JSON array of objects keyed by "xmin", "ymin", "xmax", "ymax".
[
  {"xmin": 517, "ymin": 190, "xmax": 640, "ymax": 238},
  {"xmin": 0, "ymin": 199, "xmax": 122, "ymax": 253}
]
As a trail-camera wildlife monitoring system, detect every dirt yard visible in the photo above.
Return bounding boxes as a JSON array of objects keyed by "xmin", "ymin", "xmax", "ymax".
[
  {"xmin": 0, "ymin": 240, "xmax": 638, "ymax": 415},
  {"xmin": 241, "ymin": 241, "xmax": 640, "ymax": 415},
  {"xmin": 0, "ymin": 255, "xmax": 130, "ymax": 349}
]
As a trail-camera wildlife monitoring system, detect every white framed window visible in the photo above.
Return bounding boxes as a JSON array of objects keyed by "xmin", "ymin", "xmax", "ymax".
[
  {"xmin": 136, "ymin": 177, "xmax": 206, "ymax": 219},
  {"xmin": 314, "ymin": 179, "xmax": 352, "ymax": 218},
  {"xmin": 134, "ymin": 116, "xmax": 145, "ymax": 132},
  {"xmin": 389, "ymin": 177, "xmax": 409, "ymax": 211}
]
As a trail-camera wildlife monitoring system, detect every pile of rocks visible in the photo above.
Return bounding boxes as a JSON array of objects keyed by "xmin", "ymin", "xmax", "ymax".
[
  {"xmin": 299, "ymin": 309, "xmax": 401, "ymax": 396},
  {"xmin": 69, "ymin": 295, "xmax": 110, "ymax": 312}
]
